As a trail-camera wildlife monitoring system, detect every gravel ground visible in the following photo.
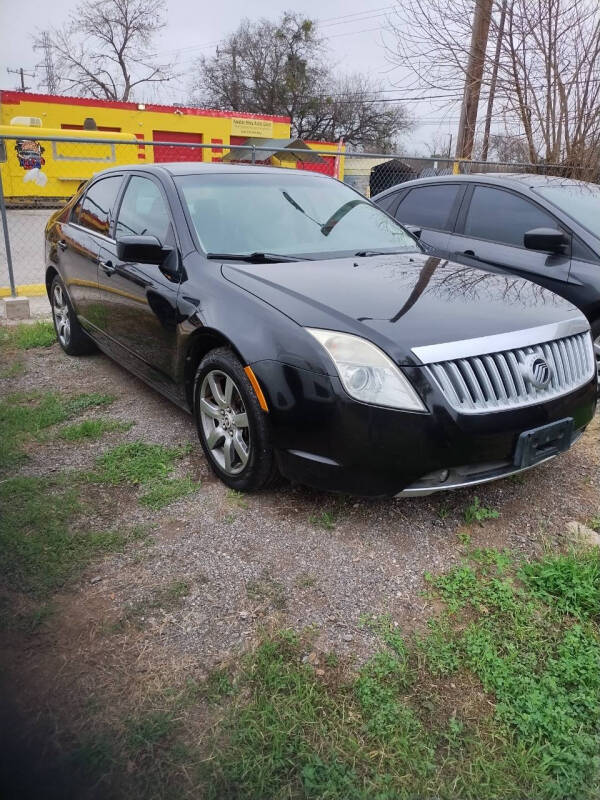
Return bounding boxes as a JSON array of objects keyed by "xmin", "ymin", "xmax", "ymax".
[{"xmin": 4, "ymin": 341, "xmax": 599, "ymax": 683}]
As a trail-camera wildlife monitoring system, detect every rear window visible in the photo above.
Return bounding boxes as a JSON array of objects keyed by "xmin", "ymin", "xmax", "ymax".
[{"xmin": 395, "ymin": 184, "xmax": 460, "ymax": 230}]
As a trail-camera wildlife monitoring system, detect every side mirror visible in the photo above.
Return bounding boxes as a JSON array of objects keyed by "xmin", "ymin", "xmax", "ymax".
[
  {"xmin": 116, "ymin": 235, "xmax": 171, "ymax": 265},
  {"xmin": 523, "ymin": 228, "xmax": 568, "ymax": 253}
]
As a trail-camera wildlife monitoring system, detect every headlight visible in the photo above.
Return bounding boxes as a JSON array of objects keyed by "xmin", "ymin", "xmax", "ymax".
[{"xmin": 306, "ymin": 328, "xmax": 426, "ymax": 411}]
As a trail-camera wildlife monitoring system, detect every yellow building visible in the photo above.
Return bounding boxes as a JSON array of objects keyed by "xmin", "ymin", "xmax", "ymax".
[{"xmin": 0, "ymin": 91, "xmax": 343, "ymax": 203}]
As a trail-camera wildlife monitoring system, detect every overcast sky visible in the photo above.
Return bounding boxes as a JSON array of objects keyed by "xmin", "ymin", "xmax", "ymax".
[{"xmin": 0, "ymin": 0, "xmax": 459, "ymax": 154}]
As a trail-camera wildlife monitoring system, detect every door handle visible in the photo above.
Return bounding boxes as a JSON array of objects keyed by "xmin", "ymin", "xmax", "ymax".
[
  {"xmin": 58, "ymin": 240, "xmax": 67, "ymax": 251},
  {"xmin": 463, "ymin": 249, "xmax": 475, "ymax": 257},
  {"xmin": 99, "ymin": 259, "xmax": 115, "ymax": 276}
]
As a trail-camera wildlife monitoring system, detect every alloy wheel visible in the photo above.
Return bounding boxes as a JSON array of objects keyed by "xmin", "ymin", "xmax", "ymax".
[
  {"xmin": 52, "ymin": 284, "xmax": 71, "ymax": 347},
  {"xmin": 199, "ymin": 370, "xmax": 250, "ymax": 475}
]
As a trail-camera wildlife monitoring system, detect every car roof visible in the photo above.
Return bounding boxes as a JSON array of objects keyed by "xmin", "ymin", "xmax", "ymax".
[
  {"xmin": 372, "ymin": 172, "xmax": 589, "ymax": 199},
  {"xmin": 93, "ymin": 162, "xmax": 330, "ymax": 179}
]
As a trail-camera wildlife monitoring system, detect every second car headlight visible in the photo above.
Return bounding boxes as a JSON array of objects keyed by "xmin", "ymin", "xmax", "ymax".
[{"xmin": 306, "ymin": 328, "xmax": 426, "ymax": 411}]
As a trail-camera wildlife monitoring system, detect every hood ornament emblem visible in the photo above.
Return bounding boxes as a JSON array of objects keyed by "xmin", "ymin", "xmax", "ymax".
[{"xmin": 522, "ymin": 354, "xmax": 552, "ymax": 389}]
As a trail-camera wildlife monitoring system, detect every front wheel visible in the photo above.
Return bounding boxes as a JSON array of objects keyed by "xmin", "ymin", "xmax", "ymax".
[
  {"xmin": 51, "ymin": 275, "xmax": 96, "ymax": 356},
  {"xmin": 194, "ymin": 348, "xmax": 280, "ymax": 491}
]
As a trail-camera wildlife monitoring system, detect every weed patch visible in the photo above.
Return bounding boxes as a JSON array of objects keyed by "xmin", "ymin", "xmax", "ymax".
[
  {"xmin": 0, "ymin": 391, "xmax": 115, "ymax": 469},
  {"xmin": 464, "ymin": 496, "xmax": 500, "ymax": 525},
  {"xmin": 201, "ymin": 550, "xmax": 600, "ymax": 800},
  {"xmin": 0, "ymin": 321, "xmax": 56, "ymax": 350},
  {"xmin": 0, "ymin": 475, "xmax": 146, "ymax": 596},
  {"xmin": 59, "ymin": 418, "xmax": 132, "ymax": 442},
  {"xmin": 139, "ymin": 477, "xmax": 200, "ymax": 510},
  {"xmin": 94, "ymin": 441, "xmax": 187, "ymax": 486}
]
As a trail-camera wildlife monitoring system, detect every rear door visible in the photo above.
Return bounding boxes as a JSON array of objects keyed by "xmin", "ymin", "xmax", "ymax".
[
  {"xmin": 447, "ymin": 184, "xmax": 572, "ymax": 294},
  {"xmin": 59, "ymin": 174, "xmax": 123, "ymax": 330},
  {"xmin": 96, "ymin": 173, "xmax": 181, "ymax": 395},
  {"xmin": 392, "ymin": 183, "xmax": 465, "ymax": 256}
]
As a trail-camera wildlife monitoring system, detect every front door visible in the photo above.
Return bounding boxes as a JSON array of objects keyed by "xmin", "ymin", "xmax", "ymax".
[
  {"xmin": 96, "ymin": 173, "xmax": 181, "ymax": 398},
  {"xmin": 447, "ymin": 184, "xmax": 572, "ymax": 295}
]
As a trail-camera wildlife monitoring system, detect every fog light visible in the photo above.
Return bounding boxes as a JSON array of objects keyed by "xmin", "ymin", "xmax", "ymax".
[{"xmin": 435, "ymin": 469, "xmax": 450, "ymax": 483}]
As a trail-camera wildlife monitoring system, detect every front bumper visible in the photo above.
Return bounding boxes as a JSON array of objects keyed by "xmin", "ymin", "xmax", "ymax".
[{"xmin": 251, "ymin": 360, "xmax": 597, "ymax": 497}]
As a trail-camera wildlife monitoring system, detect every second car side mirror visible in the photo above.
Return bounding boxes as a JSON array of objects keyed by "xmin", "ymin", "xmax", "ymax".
[
  {"xmin": 523, "ymin": 228, "xmax": 568, "ymax": 253},
  {"xmin": 117, "ymin": 235, "xmax": 172, "ymax": 265}
]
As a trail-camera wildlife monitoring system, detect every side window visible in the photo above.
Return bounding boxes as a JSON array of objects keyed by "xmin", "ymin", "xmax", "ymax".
[
  {"xmin": 78, "ymin": 175, "xmax": 122, "ymax": 237},
  {"xmin": 376, "ymin": 192, "xmax": 401, "ymax": 215},
  {"xmin": 464, "ymin": 186, "xmax": 557, "ymax": 247},
  {"xmin": 115, "ymin": 176, "xmax": 171, "ymax": 243},
  {"xmin": 395, "ymin": 184, "xmax": 461, "ymax": 231}
]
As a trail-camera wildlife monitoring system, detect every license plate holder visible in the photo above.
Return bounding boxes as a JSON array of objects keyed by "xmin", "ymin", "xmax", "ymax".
[{"xmin": 513, "ymin": 418, "xmax": 574, "ymax": 469}]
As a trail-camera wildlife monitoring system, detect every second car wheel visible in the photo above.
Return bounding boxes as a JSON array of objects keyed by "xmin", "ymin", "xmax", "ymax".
[
  {"xmin": 194, "ymin": 347, "xmax": 280, "ymax": 491},
  {"xmin": 51, "ymin": 275, "xmax": 96, "ymax": 356}
]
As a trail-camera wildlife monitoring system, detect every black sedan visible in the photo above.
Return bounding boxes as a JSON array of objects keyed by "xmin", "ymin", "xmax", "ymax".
[
  {"xmin": 372, "ymin": 174, "xmax": 600, "ymax": 378},
  {"xmin": 45, "ymin": 164, "xmax": 597, "ymax": 496}
]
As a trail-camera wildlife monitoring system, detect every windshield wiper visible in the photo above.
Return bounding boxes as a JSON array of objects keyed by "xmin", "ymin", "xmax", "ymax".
[
  {"xmin": 354, "ymin": 249, "xmax": 408, "ymax": 257},
  {"xmin": 206, "ymin": 252, "xmax": 308, "ymax": 263}
]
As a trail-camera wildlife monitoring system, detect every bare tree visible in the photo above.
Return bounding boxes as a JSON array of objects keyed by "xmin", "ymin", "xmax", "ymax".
[
  {"xmin": 387, "ymin": 0, "xmax": 600, "ymax": 175},
  {"xmin": 193, "ymin": 14, "xmax": 411, "ymax": 149},
  {"xmin": 37, "ymin": 0, "xmax": 174, "ymax": 101}
]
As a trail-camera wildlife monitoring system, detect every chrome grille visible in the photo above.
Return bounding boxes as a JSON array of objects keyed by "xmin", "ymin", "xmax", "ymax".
[{"xmin": 426, "ymin": 331, "xmax": 595, "ymax": 413}]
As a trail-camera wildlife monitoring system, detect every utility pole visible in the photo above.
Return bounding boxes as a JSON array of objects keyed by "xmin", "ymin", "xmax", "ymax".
[
  {"xmin": 455, "ymin": 0, "xmax": 494, "ymax": 160},
  {"xmin": 481, "ymin": 0, "xmax": 508, "ymax": 161},
  {"xmin": 7, "ymin": 67, "xmax": 34, "ymax": 92}
]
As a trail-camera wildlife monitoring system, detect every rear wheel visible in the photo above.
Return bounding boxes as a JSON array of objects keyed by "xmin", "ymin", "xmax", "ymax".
[
  {"xmin": 50, "ymin": 275, "xmax": 96, "ymax": 356},
  {"xmin": 194, "ymin": 348, "xmax": 280, "ymax": 491}
]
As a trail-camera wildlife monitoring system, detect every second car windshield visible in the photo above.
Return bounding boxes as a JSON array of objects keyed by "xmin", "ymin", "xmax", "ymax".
[
  {"xmin": 534, "ymin": 183, "xmax": 600, "ymax": 238},
  {"xmin": 176, "ymin": 171, "xmax": 416, "ymax": 259}
]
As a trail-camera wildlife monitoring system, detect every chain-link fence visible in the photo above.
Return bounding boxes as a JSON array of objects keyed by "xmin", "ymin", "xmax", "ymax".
[{"xmin": 0, "ymin": 133, "xmax": 579, "ymax": 299}]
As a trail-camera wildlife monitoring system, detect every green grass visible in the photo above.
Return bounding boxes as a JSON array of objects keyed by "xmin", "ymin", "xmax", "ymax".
[
  {"xmin": 464, "ymin": 496, "xmax": 500, "ymax": 525},
  {"xmin": 199, "ymin": 548, "xmax": 600, "ymax": 800},
  {"xmin": 0, "ymin": 391, "xmax": 115, "ymax": 469},
  {"xmin": 139, "ymin": 477, "xmax": 200, "ymax": 510},
  {"xmin": 59, "ymin": 418, "xmax": 132, "ymax": 442},
  {"xmin": 94, "ymin": 441, "xmax": 187, "ymax": 485},
  {"xmin": 309, "ymin": 510, "xmax": 338, "ymax": 529},
  {"xmin": 588, "ymin": 515, "xmax": 600, "ymax": 532},
  {"xmin": 0, "ymin": 320, "xmax": 56, "ymax": 350},
  {"xmin": 25, "ymin": 546, "xmax": 600, "ymax": 799},
  {"xmin": 0, "ymin": 475, "xmax": 147, "ymax": 597}
]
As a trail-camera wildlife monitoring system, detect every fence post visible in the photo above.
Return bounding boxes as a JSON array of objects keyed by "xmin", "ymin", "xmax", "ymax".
[
  {"xmin": 251, "ymin": 145, "xmax": 256, "ymax": 165},
  {"xmin": 0, "ymin": 168, "xmax": 17, "ymax": 299}
]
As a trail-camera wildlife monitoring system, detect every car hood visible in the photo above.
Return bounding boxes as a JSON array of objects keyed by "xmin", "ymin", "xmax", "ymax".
[{"xmin": 222, "ymin": 252, "xmax": 582, "ymax": 366}]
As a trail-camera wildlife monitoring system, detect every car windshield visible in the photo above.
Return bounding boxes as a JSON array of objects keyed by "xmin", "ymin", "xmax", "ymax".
[
  {"xmin": 176, "ymin": 171, "xmax": 416, "ymax": 259},
  {"xmin": 534, "ymin": 183, "xmax": 600, "ymax": 237}
]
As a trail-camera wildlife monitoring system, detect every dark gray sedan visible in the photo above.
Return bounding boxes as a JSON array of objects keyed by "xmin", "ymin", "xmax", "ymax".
[{"xmin": 373, "ymin": 174, "xmax": 600, "ymax": 380}]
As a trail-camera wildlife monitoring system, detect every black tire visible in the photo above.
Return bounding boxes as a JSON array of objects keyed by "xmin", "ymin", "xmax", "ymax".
[
  {"xmin": 50, "ymin": 274, "xmax": 96, "ymax": 356},
  {"xmin": 193, "ymin": 347, "xmax": 281, "ymax": 491}
]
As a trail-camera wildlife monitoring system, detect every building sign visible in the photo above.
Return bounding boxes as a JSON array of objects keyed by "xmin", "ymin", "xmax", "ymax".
[{"xmin": 231, "ymin": 117, "xmax": 273, "ymax": 138}]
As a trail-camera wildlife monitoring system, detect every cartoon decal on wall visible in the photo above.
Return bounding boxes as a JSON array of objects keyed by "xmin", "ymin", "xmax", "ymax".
[
  {"xmin": 15, "ymin": 139, "xmax": 45, "ymax": 170},
  {"xmin": 15, "ymin": 139, "xmax": 48, "ymax": 186}
]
